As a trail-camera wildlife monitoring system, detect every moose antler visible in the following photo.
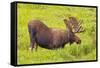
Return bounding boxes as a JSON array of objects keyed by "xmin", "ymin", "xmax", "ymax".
[{"xmin": 69, "ymin": 17, "xmax": 85, "ymax": 33}]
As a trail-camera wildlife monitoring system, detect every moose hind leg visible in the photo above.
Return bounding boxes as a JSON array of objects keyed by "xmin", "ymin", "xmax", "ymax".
[
  {"xmin": 29, "ymin": 41, "xmax": 36, "ymax": 51},
  {"xmin": 28, "ymin": 25, "xmax": 36, "ymax": 51}
]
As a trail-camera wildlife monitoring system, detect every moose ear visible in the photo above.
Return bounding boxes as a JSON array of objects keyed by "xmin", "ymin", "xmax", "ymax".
[
  {"xmin": 63, "ymin": 19, "xmax": 67, "ymax": 21},
  {"xmin": 64, "ymin": 18, "xmax": 73, "ymax": 33},
  {"xmin": 63, "ymin": 19, "xmax": 68, "ymax": 26}
]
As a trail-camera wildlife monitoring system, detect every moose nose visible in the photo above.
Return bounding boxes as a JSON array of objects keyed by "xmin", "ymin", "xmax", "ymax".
[{"xmin": 77, "ymin": 40, "xmax": 81, "ymax": 44}]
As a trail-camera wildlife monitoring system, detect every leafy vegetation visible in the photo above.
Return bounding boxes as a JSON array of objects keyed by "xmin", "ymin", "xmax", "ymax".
[{"xmin": 17, "ymin": 3, "xmax": 97, "ymax": 65}]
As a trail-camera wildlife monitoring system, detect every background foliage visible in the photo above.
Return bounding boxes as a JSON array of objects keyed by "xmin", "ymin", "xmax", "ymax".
[{"xmin": 17, "ymin": 3, "xmax": 97, "ymax": 65}]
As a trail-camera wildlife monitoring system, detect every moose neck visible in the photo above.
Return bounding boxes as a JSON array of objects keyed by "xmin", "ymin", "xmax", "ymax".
[{"xmin": 66, "ymin": 31, "xmax": 75, "ymax": 44}]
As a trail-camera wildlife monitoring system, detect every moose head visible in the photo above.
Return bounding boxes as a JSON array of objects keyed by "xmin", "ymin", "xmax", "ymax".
[{"xmin": 63, "ymin": 19, "xmax": 81, "ymax": 45}]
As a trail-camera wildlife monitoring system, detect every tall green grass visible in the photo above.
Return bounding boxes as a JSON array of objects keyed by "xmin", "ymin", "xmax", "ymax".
[{"xmin": 17, "ymin": 3, "xmax": 97, "ymax": 65}]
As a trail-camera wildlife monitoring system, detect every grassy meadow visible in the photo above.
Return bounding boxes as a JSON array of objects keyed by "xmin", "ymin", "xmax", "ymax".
[{"xmin": 17, "ymin": 3, "xmax": 97, "ymax": 65}]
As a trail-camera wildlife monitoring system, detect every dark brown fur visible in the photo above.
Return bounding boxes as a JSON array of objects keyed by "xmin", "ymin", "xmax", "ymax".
[{"xmin": 28, "ymin": 19, "xmax": 81, "ymax": 51}]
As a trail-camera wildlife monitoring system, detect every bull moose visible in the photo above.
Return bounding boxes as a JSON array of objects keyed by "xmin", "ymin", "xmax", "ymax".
[{"xmin": 28, "ymin": 17, "xmax": 84, "ymax": 51}]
